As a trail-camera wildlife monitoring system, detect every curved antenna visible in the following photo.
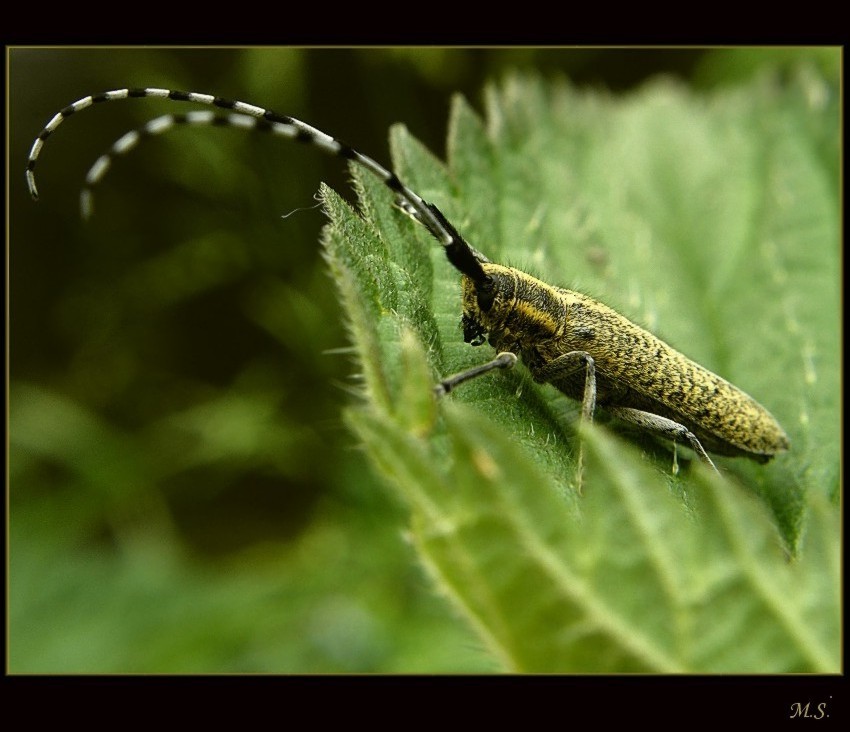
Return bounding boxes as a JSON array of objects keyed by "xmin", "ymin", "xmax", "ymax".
[
  {"xmin": 27, "ymin": 88, "xmax": 491, "ymax": 285},
  {"xmin": 78, "ymin": 110, "xmax": 257, "ymax": 220}
]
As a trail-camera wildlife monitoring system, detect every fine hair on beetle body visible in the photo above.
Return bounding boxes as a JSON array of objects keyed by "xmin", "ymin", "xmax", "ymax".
[{"xmin": 26, "ymin": 87, "xmax": 790, "ymax": 484}]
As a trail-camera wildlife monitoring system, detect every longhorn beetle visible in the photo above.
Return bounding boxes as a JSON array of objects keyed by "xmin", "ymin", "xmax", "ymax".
[{"xmin": 26, "ymin": 87, "xmax": 790, "ymax": 480}]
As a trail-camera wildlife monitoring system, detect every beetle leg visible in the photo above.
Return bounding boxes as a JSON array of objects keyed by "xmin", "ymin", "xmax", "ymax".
[
  {"xmin": 532, "ymin": 351, "xmax": 597, "ymax": 421},
  {"xmin": 531, "ymin": 351, "xmax": 597, "ymax": 494},
  {"xmin": 434, "ymin": 352, "xmax": 518, "ymax": 397},
  {"xmin": 606, "ymin": 406, "xmax": 720, "ymax": 476}
]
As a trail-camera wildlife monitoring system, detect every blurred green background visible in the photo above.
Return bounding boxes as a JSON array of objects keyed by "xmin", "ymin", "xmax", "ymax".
[{"xmin": 9, "ymin": 47, "xmax": 837, "ymax": 673}]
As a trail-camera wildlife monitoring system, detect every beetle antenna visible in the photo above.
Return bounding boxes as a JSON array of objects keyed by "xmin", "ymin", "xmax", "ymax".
[{"xmin": 27, "ymin": 88, "xmax": 491, "ymax": 285}]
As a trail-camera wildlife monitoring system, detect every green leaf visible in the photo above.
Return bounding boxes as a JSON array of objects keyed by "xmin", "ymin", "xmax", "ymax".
[
  {"xmin": 347, "ymin": 409, "xmax": 838, "ymax": 672},
  {"xmin": 322, "ymin": 70, "xmax": 839, "ymax": 672}
]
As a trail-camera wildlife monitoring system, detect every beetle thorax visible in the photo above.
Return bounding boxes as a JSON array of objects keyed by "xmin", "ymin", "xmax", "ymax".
[{"xmin": 461, "ymin": 263, "xmax": 565, "ymax": 353}]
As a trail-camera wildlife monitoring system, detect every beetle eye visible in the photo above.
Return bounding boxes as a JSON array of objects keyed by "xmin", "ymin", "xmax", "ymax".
[{"xmin": 477, "ymin": 288, "xmax": 495, "ymax": 312}]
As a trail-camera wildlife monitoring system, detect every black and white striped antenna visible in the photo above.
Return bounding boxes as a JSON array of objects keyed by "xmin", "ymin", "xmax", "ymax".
[{"xmin": 27, "ymin": 87, "xmax": 491, "ymax": 286}]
